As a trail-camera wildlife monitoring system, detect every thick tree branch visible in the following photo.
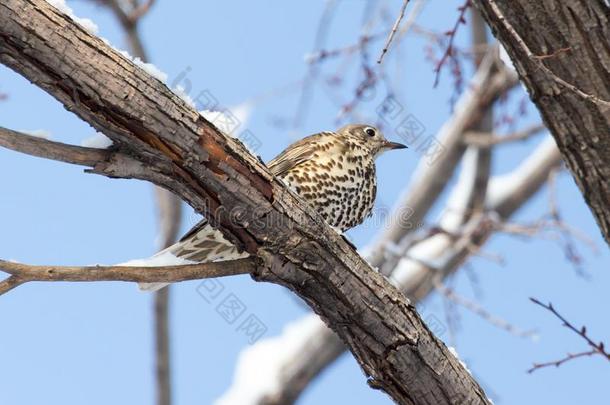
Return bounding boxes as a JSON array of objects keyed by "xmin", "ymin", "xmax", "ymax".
[
  {"xmin": 474, "ymin": 0, "xmax": 610, "ymax": 245},
  {"xmin": 0, "ymin": 1, "xmax": 489, "ymax": 403},
  {"xmin": 219, "ymin": 137, "xmax": 562, "ymax": 405}
]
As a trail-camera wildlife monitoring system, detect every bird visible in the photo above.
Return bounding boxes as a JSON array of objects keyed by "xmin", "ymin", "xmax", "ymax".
[{"xmin": 139, "ymin": 124, "xmax": 406, "ymax": 291}]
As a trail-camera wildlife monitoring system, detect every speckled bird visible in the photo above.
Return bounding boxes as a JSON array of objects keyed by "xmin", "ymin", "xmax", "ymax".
[{"xmin": 140, "ymin": 124, "xmax": 406, "ymax": 291}]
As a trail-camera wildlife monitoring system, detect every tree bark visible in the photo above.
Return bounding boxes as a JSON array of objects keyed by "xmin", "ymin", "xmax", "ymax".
[
  {"xmin": 475, "ymin": 0, "xmax": 610, "ymax": 245},
  {"xmin": 0, "ymin": 1, "xmax": 491, "ymax": 404}
]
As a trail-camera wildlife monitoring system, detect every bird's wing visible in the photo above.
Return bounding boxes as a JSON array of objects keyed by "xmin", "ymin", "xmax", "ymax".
[
  {"xmin": 171, "ymin": 218, "xmax": 247, "ymax": 262},
  {"xmin": 138, "ymin": 218, "xmax": 248, "ymax": 291},
  {"xmin": 266, "ymin": 132, "xmax": 331, "ymax": 177}
]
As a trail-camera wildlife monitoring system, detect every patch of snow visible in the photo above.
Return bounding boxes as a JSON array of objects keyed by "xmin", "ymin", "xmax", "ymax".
[
  {"xmin": 116, "ymin": 48, "xmax": 134, "ymax": 61},
  {"xmin": 46, "ymin": 0, "xmax": 99, "ymax": 34},
  {"xmin": 20, "ymin": 129, "xmax": 52, "ymax": 140},
  {"xmin": 133, "ymin": 58, "xmax": 168, "ymax": 82},
  {"xmin": 230, "ymin": 102, "xmax": 253, "ymax": 128},
  {"xmin": 104, "ymin": 40, "xmax": 168, "ymax": 83},
  {"xmin": 81, "ymin": 133, "xmax": 112, "ymax": 149},
  {"xmin": 118, "ymin": 249, "xmax": 195, "ymax": 268},
  {"xmin": 486, "ymin": 136, "xmax": 558, "ymax": 209},
  {"xmin": 199, "ymin": 109, "xmax": 219, "ymax": 121},
  {"xmin": 174, "ymin": 85, "xmax": 196, "ymax": 108},
  {"xmin": 448, "ymin": 346, "xmax": 471, "ymax": 375},
  {"xmin": 119, "ymin": 250, "xmax": 198, "ymax": 292},
  {"xmin": 439, "ymin": 147, "xmax": 479, "ymax": 233},
  {"xmin": 215, "ymin": 314, "xmax": 325, "ymax": 405},
  {"xmin": 499, "ymin": 44, "xmax": 516, "ymax": 72},
  {"xmin": 200, "ymin": 102, "xmax": 252, "ymax": 132},
  {"xmin": 200, "ymin": 103, "xmax": 258, "ymax": 155},
  {"xmin": 390, "ymin": 234, "xmax": 450, "ymax": 286}
]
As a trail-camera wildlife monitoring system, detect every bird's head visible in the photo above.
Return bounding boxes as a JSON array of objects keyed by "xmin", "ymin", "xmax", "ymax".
[{"xmin": 338, "ymin": 124, "xmax": 407, "ymax": 158}]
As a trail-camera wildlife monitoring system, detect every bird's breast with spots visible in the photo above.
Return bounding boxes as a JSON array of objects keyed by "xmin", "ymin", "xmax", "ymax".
[{"xmin": 281, "ymin": 146, "xmax": 377, "ymax": 232}]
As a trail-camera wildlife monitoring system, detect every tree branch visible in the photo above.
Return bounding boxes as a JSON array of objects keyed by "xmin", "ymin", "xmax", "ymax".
[
  {"xmin": 0, "ymin": 258, "xmax": 254, "ymax": 293},
  {"xmin": 463, "ymin": 123, "xmax": 546, "ymax": 147},
  {"xmin": 377, "ymin": 0, "xmax": 411, "ymax": 63},
  {"xmin": 0, "ymin": 126, "xmax": 113, "ymax": 166},
  {"xmin": 367, "ymin": 47, "xmax": 518, "ymax": 271},
  {"xmin": 528, "ymin": 298, "xmax": 610, "ymax": 373},
  {"xmin": 0, "ymin": 1, "xmax": 489, "ymax": 403},
  {"xmin": 217, "ymin": 136, "xmax": 561, "ymax": 404},
  {"xmin": 474, "ymin": 0, "xmax": 610, "ymax": 245}
]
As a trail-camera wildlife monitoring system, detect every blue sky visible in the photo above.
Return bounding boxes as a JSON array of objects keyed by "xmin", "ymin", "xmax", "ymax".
[{"xmin": 1, "ymin": 1, "xmax": 608, "ymax": 404}]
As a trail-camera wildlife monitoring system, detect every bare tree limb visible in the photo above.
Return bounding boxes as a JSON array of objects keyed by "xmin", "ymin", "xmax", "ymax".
[
  {"xmin": 0, "ymin": 258, "xmax": 254, "ymax": 292},
  {"xmin": 434, "ymin": 278, "xmax": 536, "ymax": 339},
  {"xmin": 0, "ymin": 1, "xmax": 489, "ymax": 403},
  {"xmin": 377, "ymin": 0, "xmax": 411, "ymax": 63},
  {"xmin": 0, "ymin": 275, "xmax": 25, "ymax": 296},
  {"xmin": 463, "ymin": 123, "xmax": 546, "ymax": 147},
  {"xmin": 0, "ymin": 126, "xmax": 113, "ymax": 166},
  {"xmin": 474, "ymin": 0, "xmax": 610, "ymax": 245},
  {"xmin": 528, "ymin": 298, "xmax": 610, "ymax": 373}
]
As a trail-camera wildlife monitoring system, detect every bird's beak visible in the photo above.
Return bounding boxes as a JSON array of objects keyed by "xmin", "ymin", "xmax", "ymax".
[{"xmin": 383, "ymin": 140, "xmax": 408, "ymax": 150}]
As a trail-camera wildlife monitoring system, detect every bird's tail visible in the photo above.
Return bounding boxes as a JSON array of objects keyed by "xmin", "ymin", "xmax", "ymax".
[{"xmin": 128, "ymin": 219, "xmax": 249, "ymax": 292}]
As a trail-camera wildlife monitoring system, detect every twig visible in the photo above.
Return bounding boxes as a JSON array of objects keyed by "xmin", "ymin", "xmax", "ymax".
[
  {"xmin": 433, "ymin": 0, "xmax": 472, "ymax": 87},
  {"xmin": 0, "ymin": 258, "xmax": 254, "ymax": 296},
  {"xmin": 528, "ymin": 298, "xmax": 610, "ymax": 373},
  {"xmin": 463, "ymin": 123, "xmax": 546, "ymax": 147},
  {"xmin": 528, "ymin": 350, "xmax": 598, "ymax": 373},
  {"xmin": 377, "ymin": 0, "xmax": 411, "ymax": 64},
  {"xmin": 435, "ymin": 278, "xmax": 537, "ymax": 339}
]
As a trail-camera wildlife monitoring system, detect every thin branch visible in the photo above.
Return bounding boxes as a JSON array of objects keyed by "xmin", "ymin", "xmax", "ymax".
[
  {"xmin": 0, "ymin": 275, "xmax": 25, "ymax": 295},
  {"xmin": 435, "ymin": 278, "xmax": 537, "ymax": 339},
  {"xmin": 527, "ymin": 350, "xmax": 599, "ymax": 374},
  {"xmin": 377, "ymin": 0, "xmax": 411, "ymax": 64},
  {"xmin": 433, "ymin": 0, "xmax": 472, "ymax": 87},
  {"xmin": 529, "ymin": 298, "xmax": 610, "ymax": 373},
  {"xmin": 463, "ymin": 123, "xmax": 546, "ymax": 147},
  {"xmin": 0, "ymin": 126, "xmax": 112, "ymax": 167},
  {"xmin": 0, "ymin": 258, "xmax": 254, "ymax": 295},
  {"xmin": 308, "ymin": 0, "xmax": 424, "ymax": 66}
]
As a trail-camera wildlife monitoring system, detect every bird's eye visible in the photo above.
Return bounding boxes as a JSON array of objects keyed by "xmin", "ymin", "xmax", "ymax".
[{"xmin": 365, "ymin": 127, "xmax": 376, "ymax": 137}]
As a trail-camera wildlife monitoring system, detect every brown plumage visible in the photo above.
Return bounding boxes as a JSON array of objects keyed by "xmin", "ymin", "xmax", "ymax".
[{"xmin": 140, "ymin": 124, "xmax": 406, "ymax": 290}]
